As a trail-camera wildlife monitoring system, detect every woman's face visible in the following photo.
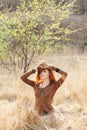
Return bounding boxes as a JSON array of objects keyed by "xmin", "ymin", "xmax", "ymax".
[{"xmin": 39, "ymin": 69, "xmax": 49, "ymax": 80}]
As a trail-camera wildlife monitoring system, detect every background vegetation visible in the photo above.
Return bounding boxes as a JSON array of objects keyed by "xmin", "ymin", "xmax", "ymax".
[
  {"xmin": 0, "ymin": 0, "xmax": 87, "ymax": 130},
  {"xmin": 0, "ymin": 0, "xmax": 87, "ymax": 73},
  {"xmin": 0, "ymin": 0, "xmax": 87, "ymax": 14},
  {"xmin": 0, "ymin": 0, "xmax": 79, "ymax": 73}
]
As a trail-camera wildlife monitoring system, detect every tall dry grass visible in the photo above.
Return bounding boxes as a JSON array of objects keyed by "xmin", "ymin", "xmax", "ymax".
[{"xmin": 0, "ymin": 54, "xmax": 87, "ymax": 130}]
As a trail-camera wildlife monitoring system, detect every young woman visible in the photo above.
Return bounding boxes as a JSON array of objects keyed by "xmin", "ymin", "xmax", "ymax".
[{"xmin": 21, "ymin": 61, "xmax": 68, "ymax": 116}]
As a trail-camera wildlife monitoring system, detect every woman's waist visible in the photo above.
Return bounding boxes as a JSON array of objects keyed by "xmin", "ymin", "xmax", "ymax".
[{"xmin": 34, "ymin": 104, "xmax": 54, "ymax": 116}]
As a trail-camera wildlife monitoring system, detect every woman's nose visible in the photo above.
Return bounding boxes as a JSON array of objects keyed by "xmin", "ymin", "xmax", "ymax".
[{"xmin": 40, "ymin": 71, "xmax": 45, "ymax": 76}]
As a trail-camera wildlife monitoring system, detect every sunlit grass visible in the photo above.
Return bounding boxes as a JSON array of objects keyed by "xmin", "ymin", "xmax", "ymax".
[{"xmin": 0, "ymin": 54, "xmax": 87, "ymax": 130}]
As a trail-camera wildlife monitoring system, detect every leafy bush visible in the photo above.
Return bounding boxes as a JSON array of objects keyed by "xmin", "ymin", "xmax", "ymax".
[{"xmin": 0, "ymin": 0, "xmax": 76, "ymax": 73}]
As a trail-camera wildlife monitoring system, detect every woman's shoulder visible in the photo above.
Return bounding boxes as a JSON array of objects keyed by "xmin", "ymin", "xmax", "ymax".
[{"xmin": 34, "ymin": 82, "xmax": 39, "ymax": 88}]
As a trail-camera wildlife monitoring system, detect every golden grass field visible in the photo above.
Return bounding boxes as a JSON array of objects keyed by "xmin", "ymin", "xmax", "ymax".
[{"xmin": 0, "ymin": 54, "xmax": 87, "ymax": 130}]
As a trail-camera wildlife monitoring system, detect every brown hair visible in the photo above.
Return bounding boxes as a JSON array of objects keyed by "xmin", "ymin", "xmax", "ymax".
[{"xmin": 35, "ymin": 61, "xmax": 56, "ymax": 83}]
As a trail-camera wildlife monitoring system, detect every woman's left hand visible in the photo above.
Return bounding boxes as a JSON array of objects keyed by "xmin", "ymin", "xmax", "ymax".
[{"xmin": 49, "ymin": 65, "xmax": 55, "ymax": 71}]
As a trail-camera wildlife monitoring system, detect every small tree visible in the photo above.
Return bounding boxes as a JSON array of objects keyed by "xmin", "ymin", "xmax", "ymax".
[{"xmin": 0, "ymin": 0, "xmax": 76, "ymax": 73}]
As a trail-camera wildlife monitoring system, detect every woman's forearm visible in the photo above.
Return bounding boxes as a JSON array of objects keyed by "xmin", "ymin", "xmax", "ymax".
[
  {"xmin": 52, "ymin": 66, "xmax": 68, "ymax": 88},
  {"xmin": 20, "ymin": 69, "xmax": 36, "ymax": 87},
  {"xmin": 21, "ymin": 69, "xmax": 36, "ymax": 80},
  {"xmin": 51, "ymin": 66, "xmax": 68, "ymax": 81},
  {"xmin": 55, "ymin": 68, "xmax": 67, "ymax": 78}
]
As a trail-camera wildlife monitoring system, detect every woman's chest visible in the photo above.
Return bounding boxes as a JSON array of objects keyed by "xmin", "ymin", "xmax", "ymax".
[
  {"xmin": 34, "ymin": 87, "xmax": 49, "ymax": 98},
  {"xmin": 34, "ymin": 83, "xmax": 56, "ymax": 98}
]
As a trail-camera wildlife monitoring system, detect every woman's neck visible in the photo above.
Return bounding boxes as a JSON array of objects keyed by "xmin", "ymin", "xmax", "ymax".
[
  {"xmin": 42, "ymin": 78, "xmax": 50, "ymax": 84},
  {"xmin": 39, "ymin": 78, "xmax": 50, "ymax": 88}
]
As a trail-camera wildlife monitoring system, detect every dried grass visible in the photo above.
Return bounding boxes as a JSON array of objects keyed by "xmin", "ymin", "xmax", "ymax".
[{"xmin": 0, "ymin": 54, "xmax": 87, "ymax": 130}]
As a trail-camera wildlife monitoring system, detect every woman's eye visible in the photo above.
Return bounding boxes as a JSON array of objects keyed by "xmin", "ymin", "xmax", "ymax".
[{"xmin": 43, "ymin": 70, "xmax": 47, "ymax": 73}]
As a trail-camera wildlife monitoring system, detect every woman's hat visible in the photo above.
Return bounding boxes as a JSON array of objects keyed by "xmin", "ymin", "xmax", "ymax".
[{"xmin": 37, "ymin": 61, "xmax": 50, "ymax": 69}]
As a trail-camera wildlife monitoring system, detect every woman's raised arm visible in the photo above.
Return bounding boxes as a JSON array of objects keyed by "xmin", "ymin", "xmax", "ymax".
[
  {"xmin": 50, "ymin": 66, "xmax": 68, "ymax": 88},
  {"xmin": 20, "ymin": 69, "xmax": 36, "ymax": 87}
]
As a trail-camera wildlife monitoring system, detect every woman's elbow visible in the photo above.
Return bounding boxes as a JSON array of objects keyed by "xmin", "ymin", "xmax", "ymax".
[
  {"xmin": 64, "ymin": 72, "xmax": 68, "ymax": 80},
  {"xmin": 62, "ymin": 72, "xmax": 68, "ymax": 81},
  {"xmin": 20, "ymin": 75, "xmax": 26, "ymax": 81},
  {"xmin": 65, "ymin": 72, "xmax": 68, "ymax": 77}
]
